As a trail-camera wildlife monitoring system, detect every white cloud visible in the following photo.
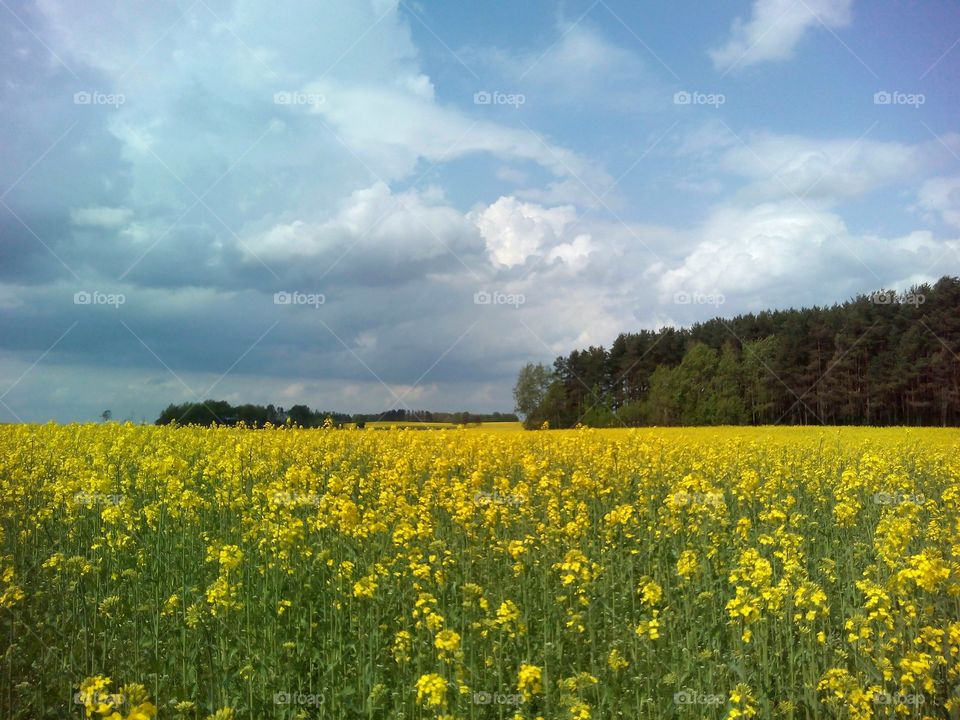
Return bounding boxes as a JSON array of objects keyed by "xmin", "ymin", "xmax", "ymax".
[
  {"xmin": 353, "ymin": 331, "xmax": 377, "ymax": 351},
  {"xmin": 655, "ymin": 201, "xmax": 960, "ymax": 306},
  {"xmin": 710, "ymin": 0, "xmax": 853, "ymax": 70},
  {"xmin": 495, "ymin": 166, "xmax": 528, "ymax": 184},
  {"xmin": 394, "ymin": 72, "xmax": 435, "ymax": 101},
  {"xmin": 682, "ymin": 125, "xmax": 960, "ymax": 205},
  {"xmin": 36, "ymin": 0, "xmax": 600, "ymax": 230},
  {"xmin": 388, "ymin": 384, "xmax": 433, "ymax": 402},
  {"xmin": 471, "ymin": 196, "xmax": 577, "ymax": 268},
  {"xmin": 280, "ymin": 382, "xmax": 307, "ymax": 399},
  {"xmin": 249, "ymin": 182, "xmax": 477, "ymax": 265},
  {"xmin": 547, "ymin": 234, "xmax": 595, "ymax": 270},
  {"xmin": 476, "ymin": 22, "xmax": 654, "ymax": 109},
  {"xmin": 656, "ymin": 202, "xmax": 840, "ymax": 298},
  {"xmin": 724, "ymin": 133, "xmax": 930, "ymax": 202},
  {"xmin": 916, "ymin": 176, "xmax": 960, "ymax": 229},
  {"xmin": 305, "ymin": 77, "xmax": 600, "ymax": 184},
  {"xmin": 517, "ymin": 178, "xmax": 602, "ymax": 207},
  {"xmin": 69, "ymin": 206, "xmax": 134, "ymax": 228}
]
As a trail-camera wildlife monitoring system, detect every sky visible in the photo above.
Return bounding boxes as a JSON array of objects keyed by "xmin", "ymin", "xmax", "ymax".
[{"xmin": 1, "ymin": 0, "xmax": 959, "ymax": 423}]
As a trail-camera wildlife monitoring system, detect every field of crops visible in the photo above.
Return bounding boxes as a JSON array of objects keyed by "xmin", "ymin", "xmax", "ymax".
[{"xmin": 1, "ymin": 424, "xmax": 958, "ymax": 719}]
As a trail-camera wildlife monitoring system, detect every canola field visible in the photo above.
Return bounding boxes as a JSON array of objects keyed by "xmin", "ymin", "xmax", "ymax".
[{"xmin": 1, "ymin": 424, "xmax": 958, "ymax": 719}]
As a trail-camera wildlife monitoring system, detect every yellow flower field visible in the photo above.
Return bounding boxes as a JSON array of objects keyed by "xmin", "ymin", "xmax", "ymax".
[{"xmin": 1, "ymin": 424, "xmax": 958, "ymax": 719}]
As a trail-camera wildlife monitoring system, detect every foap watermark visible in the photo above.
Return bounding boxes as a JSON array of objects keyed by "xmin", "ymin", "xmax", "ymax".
[
  {"xmin": 274, "ymin": 691, "xmax": 325, "ymax": 707},
  {"xmin": 74, "ymin": 90, "xmax": 125, "ymax": 108},
  {"xmin": 674, "ymin": 689, "xmax": 724, "ymax": 706},
  {"xmin": 869, "ymin": 290, "xmax": 925, "ymax": 306},
  {"xmin": 274, "ymin": 291, "xmax": 325, "ymax": 308},
  {"xmin": 271, "ymin": 491, "xmax": 320, "ymax": 507},
  {"xmin": 674, "ymin": 90, "xmax": 725, "ymax": 108},
  {"xmin": 273, "ymin": 91, "xmax": 325, "ymax": 108},
  {"xmin": 473, "ymin": 90, "xmax": 525, "ymax": 109},
  {"xmin": 74, "ymin": 290, "xmax": 125, "ymax": 307},
  {"xmin": 74, "ymin": 691, "xmax": 125, "ymax": 707},
  {"xmin": 874, "ymin": 491, "xmax": 925, "ymax": 506},
  {"xmin": 672, "ymin": 491, "xmax": 724, "ymax": 507},
  {"xmin": 74, "ymin": 491, "xmax": 125, "ymax": 506},
  {"xmin": 873, "ymin": 91, "xmax": 925, "ymax": 108},
  {"xmin": 472, "ymin": 691, "xmax": 523, "ymax": 706},
  {"xmin": 474, "ymin": 290, "xmax": 525, "ymax": 308},
  {"xmin": 474, "ymin": 491, "xmax": 522, "ymax": 507},
  {"xmin": 673, "ymin": 291, "xmax": 725, "ymax": 307},
  {"xmin": 873, "ymin": 691, "xmax": 924, "ymax": 706}
]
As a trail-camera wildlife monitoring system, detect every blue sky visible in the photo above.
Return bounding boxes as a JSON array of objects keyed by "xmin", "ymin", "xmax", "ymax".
[{"xmin": 1, "ymin": 0, "xmax": 958, "ymax": 422}]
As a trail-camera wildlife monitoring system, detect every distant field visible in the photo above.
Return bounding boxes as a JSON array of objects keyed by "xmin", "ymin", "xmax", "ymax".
[{"xmin": 363, "ymin": 421, "xmax": 524, "ymax": 432}]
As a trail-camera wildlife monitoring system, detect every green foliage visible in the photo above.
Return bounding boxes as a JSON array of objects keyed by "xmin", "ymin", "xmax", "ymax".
[
  {"xmin": 676, "ymin": 343, "xmax": 719, "ymax": 425},
  {"xmin": 579, "ymin": 404, "xmax": 617, "ymax": 428},
  {"xmin": 513, "ymin": 363, "xmax": 555, "ymax": 429},
  {"xmin": 156, "ymin": 403, "xmax": 517, "ymax": 427},
  {"xmin": 615, "ymin": 400, "xmax": 647, "ymax": 426},
  {"xmin": 517, "ymin": 276, "xmax": 960, "ymax": 427},
  {"xmin": 646, "ymin": 365, "xmax": 680, "ymax": 425},
  {"xmin": 714, "ymin": 344, "xmax": 748, "ymax": 425}
]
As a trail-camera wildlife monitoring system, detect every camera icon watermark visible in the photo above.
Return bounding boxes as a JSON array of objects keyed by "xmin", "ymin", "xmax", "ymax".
[
  {"xmin": 873, "ymin": 90, "xmax": 924, "ymax": 108},
  {"xmin": 274, "ymin": 291, "xmax": 325, "ymax": 308},
  {"xmin": 74, "ymin": 290, "xmax": 126, "ymax": 308},
  {"xmin": 472, "ymin": 690, "xmax": 523, "ymax": 706},
  {"xmin": 672, "ymin": 491, "xmax": 724, "ymax": 507},
  {"xmin": 74, "ymin": 491, "xmax": 125, "ymax": 506},
  {"xmin": 74, "ymin": 691, "xmax": 125, "ymax": 707},
  {"xmin": 473, "ymin": 90, "xmax": 525, "ymax": 109},
  {"xmin": 74, "ymin": 90, "xmax": 126, "ymax": 108},
  {"xmin": 873, "ymin": 691, "xmax": 924, "ymax": 706},
  {"xmin": 274, "ymin": 691, "xmax": 325, "ymax": 706},
  {"xmin": 674, "ymin": 689, "xmax": 724, "ymax": 705},
  {"xmin": 473, "ymin": 289, "xmax": 525, "ymax": 308},
  {"xmin": 673, "ymin": 291, "xmax": 725, "ymax": 307},
  {"xmin": 273, "ymin": 91, "xmax": 326, "ymax": 107},
  {"xmin": 873, "ymin": 491, "xmax": 925, "ymax": 506},
  {"xmin": 674, "ymin": 90, "xmax": 725, "ymax": 108},
  {"xmin": 474, "ymin": 491, "xmax": 523, "ymax": 507},
  {"xmin": 271, "ymin": 491, "xmax": 320, "ymax": 507},
  {"xmin": 869, "ymin": 290, "xmax": 925, "ymax": 306}
]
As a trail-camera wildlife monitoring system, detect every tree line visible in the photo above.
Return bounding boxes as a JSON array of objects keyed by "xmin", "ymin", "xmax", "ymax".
[
  {"xmin": 155, "ymin": 402, "xmax": 517, "ymax": 427},
  {"xmin": 353, "ymin": 408, "xmax": 518, "ymax": 424},
  {"xmin": 514, "ymin": 276, "xmax": 960, "ymax": 428}
]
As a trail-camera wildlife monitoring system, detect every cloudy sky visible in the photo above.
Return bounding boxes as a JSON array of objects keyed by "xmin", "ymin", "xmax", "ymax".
[{"xmin": 1, "ymin": 0, "xmax": 959, "ymax": 422}]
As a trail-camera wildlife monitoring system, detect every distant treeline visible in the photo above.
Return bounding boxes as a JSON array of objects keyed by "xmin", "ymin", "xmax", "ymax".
[
  {"xmin": 155, "ymin": 402, "xmax": 517, "ymax": 427},
  {"xmin": 514, "ymin": 276, "xmax": 960, "ymax": 428},
  {"xmin": 352, "ymin": 408, "xmax": 518, "ymax": 424}
]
